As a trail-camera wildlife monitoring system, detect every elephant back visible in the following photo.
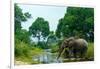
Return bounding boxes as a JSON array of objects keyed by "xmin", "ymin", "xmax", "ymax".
[
  {"xmin": 75, "ymin": 39, "xmax": 88, "ymax": 47},
  {"xmin": 68, "ymin": 38, "xmax": 88, "ymax": 50}
]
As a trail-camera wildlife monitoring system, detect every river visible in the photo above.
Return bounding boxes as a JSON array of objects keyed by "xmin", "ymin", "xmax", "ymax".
[{"xmin": 32, "ymin": 49, "xmax": 63, "ymax": 64}]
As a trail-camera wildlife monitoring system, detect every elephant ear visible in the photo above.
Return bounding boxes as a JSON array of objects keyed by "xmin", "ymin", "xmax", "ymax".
[
  {"xmin": 67, "ymin": 37, "xmax": 75, "ymax": 48},
  {"xmin": 57, "ymin": 38, "xmax": 74, "ymax": 59},
  {"xmin": 67, "ymin": 37, "xmax": 75, "ymax": 42}
]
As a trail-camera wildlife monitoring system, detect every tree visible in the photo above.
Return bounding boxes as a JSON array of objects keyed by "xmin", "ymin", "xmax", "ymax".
[
  {"xmin": 46, "ymin": 31, "xmax": 57, "ymax": 45},
  {"xmin": 14, "ymin": 4, "xmax": 31, "ymax": 34},
  {"xmin": 56, "ymin": 7, "xmax": 94, "ymax": 41},
  {"xmin": 29, "ymin": 17, "xmax": 50, "ymax": 42},
  {"xmin": 15, "ymin": 29, "xmax": 31, "ymax": 43},
  {"xmin": 14, "ymin": 4, "xmax": 31, "ymax": 43},
  {"xmin": 14, "ymin": 4, "xmax": 32, "ymax": 58}
]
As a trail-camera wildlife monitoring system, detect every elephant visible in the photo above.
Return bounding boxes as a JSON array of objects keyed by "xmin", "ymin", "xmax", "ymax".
[{"xmin": 57, "ymin": 37, "xmax": 88, "ymax": 59}]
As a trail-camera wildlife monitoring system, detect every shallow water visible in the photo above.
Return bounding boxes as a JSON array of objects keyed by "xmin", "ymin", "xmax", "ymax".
[{"xmin": 32, "ymin": 49, "xmax": 62, "ymax": 64}]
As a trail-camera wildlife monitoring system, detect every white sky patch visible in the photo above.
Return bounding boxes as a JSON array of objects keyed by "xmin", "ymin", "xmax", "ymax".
[{"xmin": 18, "ymin": 4, "xmax": 67, "ymax": 32}]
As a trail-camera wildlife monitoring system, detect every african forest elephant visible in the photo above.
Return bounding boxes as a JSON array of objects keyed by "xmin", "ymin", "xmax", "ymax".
[{"xmin": 57, "ymin": 37, "xmax": 88, "ymax": 59}]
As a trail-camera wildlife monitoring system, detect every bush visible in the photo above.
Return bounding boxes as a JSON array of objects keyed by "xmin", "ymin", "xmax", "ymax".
[
  {"xmin": 51, "ymin": 44, "xmax": 59, "ymax": 53},
  {"xmin": 15, "ymin": 39, "xmax": 44, "ymax": 64},
  {"xmin": 15, "ymin": 40, "xmax": 31, "ymax": 57},
  {"xmin": 86, "ymin": 42, "xmax": 94, "ymax": 59},
  {"xmin": 37, "ymin": 41, "xmax": 49, "ymax": 49}
]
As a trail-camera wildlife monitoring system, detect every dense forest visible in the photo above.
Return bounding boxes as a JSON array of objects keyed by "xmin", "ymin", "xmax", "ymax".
[{"xmin": 14, "ymin": 4, "xmax": 94, "ymax": 65}]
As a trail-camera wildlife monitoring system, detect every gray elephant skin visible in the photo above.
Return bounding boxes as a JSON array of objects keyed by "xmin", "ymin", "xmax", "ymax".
[{"xmin": 57, "ymin": 37, "xmax": 88, "ymax": 59}]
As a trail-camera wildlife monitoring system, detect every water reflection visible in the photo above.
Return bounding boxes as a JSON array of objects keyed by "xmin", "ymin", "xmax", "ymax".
[{"xmin": 32, "ymin": 49, "xmax": 62, "ymax": 64}]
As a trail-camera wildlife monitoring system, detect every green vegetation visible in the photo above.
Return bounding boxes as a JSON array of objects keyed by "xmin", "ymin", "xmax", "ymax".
[
  {"xmin": 86, "ymin": 42, "xmax": 94, "ymax": 59},
  {"xmin": 14, "ymin": 4, "xmax": 94, "ymax": 65},
  {"xmin": 29, "ymin": 17, "xmax": 50, "ymax": 43},
  {"xmin": 14, "ymin": 4, "xmax": 44, "ymax": 64},
  {"xmin": 56, "ymin": 7, "xmax": 94, "ymax": 42},
  {"xmin": 15, "ymin": 39, "xmax": 43, "ymax": 64},
  {"xmin": 51, "ymin": 44, "xmax": 59, "ymax": 53}
]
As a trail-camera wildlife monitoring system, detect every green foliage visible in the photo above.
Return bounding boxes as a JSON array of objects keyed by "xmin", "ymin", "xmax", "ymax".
[
  {"xmin": 15, "ymin": 39, "xmax": 43, "ymax": 64},
  {"xmin": 14, "ymin": 6, "xmax": 94, "ymax": 64},
  {"xmin": 14, "ymin": 4, "xmax": 31, "ymax": 33},
  {"xmin": 14, "ymin": 4, "xmax": 32, "ymax": 60},
  {"xmin": 29, "ymin": 17, "xmax": 50, "ymax": 49},
  {"xmin": 51, "ymin": 45, "xmax": 59, "ymax": 53},
  {"xmin": 15, "ymin": 29, "xmax": 31, "ymax": 43},
  {"xmin": 37, "ymin": 41, "xmax": 47, "ymax": 49},
  {"xmin": 15, "ymin": 40, "xmax": 31, "ymax": 57},
  {"xmin": 29, "ymin": 17, "xmax": 49, "ymax": 39},
  {"xmin": 46, "ymin": 31, "xmax": 57, "ymax": 46},
  {"xmin": 56, "ymin": 7, "xmax": 94, "ymax": 41},
  {"xmin": 29, "ymin": 17, "xmax": 50, "ymax": 41},
  {"xmin": 30, "ymin": 47, "xmax": 43, "ymax": 56},
  {"xmin": 86, "ymin": 43, "xmax": 94, "ymax": 58}
]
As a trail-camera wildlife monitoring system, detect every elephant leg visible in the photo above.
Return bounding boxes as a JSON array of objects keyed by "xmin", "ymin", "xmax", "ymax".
[
  {"xmin": 79, "ymin": 51, "xmax": 86, "ymax": 61},
  {"xmin": 80, "ymin": 51, "xmax": 84, "ymax": 58},
  {"xmin": 80, "ymin": 47, "xmax": 87, "ymax": 59},
  {"xmin": 68, "ymin": 49, "xmax": 73, "ymax": 58},
  {"xmin": 73, "ymin": 49, "xmax": 77, "ymax": 59}
]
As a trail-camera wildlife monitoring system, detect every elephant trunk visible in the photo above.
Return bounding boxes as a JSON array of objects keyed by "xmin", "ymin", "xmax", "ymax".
[
  {"xmin": 57, "ymin": 46, "xmax": 64, "ymax": 59},
  {"xmin": 57, "ymin": 39, "xmax": 67, "ymax": 59}
]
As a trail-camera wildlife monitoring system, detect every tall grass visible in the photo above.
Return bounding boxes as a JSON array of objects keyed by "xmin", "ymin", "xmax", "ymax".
[
  {"xmin": 86, "ymin": 42, "xmax": 94, "ymax": 59},
  {"xmin": 15, "ymin": 39, "xmax": 44, "ymax": 64}
]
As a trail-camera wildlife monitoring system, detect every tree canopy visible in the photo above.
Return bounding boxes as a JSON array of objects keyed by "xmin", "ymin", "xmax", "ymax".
[
  {"xmin": 29, "ymin": 17, "xmax": 50, "ymax": 42},
  {"xmin": 56, "ymin": 7, "xmax": 94, "ymax": 41},
  {"xmin": 14, "ymin": 4, "xmax": 31, "ymax": 33}
]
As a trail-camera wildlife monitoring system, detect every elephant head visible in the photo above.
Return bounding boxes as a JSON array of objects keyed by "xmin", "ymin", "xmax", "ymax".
[{"xmin": 57, "ymin": 37, "xmax": 75, "ymax": 59}]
